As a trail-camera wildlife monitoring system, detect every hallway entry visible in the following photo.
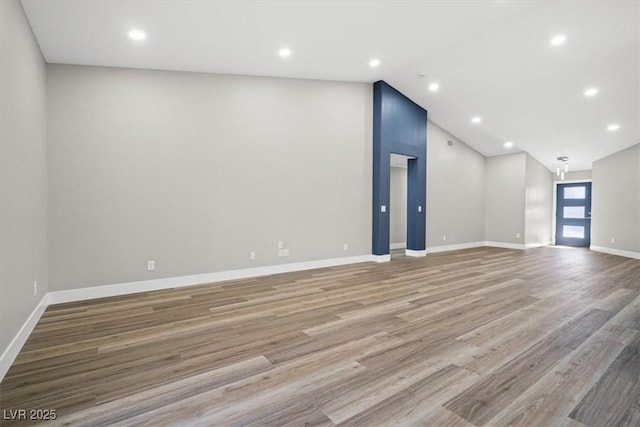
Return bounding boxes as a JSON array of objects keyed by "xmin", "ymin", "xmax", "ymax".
[{"xmin": 390, "ymin": 154, "xmax": 410, "ymax": 255}]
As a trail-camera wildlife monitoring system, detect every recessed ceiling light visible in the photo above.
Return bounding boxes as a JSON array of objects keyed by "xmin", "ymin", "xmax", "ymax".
[
  {"xmin": 278, "ymin": 48, "xmax": 292, "ymax": 58},
  {"xmin": 584, "ymin": 87, "xmax": 599, "ymax": 97},
  {"xmin": 128, "ymin": 29, "xmax": 146, "ymax": 41},
  {"xmin": 428, "ymin": 83, "xmax": 440, "ymax": 92},
  {"xmin": 607, "ymin": 123, "xmax": 620, "ymax": 131},
  {"xmin": 471, "ymin": 116, "xmax": 482, "ymax": 124},
  {"xmin": 504, "ymin": 141, "xmax": 514, "ymax": 148},
  {"xmin": 550, "ymin": 34, "xmax": 567, "ymax": 46},
  {"xmin": 369, "ymin": 58, "xmax": 380, "ymax": 68}
]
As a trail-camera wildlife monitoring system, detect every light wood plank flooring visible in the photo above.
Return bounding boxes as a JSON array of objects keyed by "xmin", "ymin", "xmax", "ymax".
[{"xmin": 1, "ymin": 246, "xmax": 639, "ymax": 426}]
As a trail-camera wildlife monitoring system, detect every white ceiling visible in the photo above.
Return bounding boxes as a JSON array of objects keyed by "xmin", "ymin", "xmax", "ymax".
[{"xmin": 21, "ymin": 0, "xmax": 640, "ymax": 171}]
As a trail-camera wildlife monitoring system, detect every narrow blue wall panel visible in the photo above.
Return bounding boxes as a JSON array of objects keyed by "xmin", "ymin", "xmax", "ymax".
[
  {"xmin": 372, "ymin": 81, "xmax": 427, "ymax": 255},
  {"xmin": 407, "ymin": 157, "xmax": 426, "ymax": 250}
]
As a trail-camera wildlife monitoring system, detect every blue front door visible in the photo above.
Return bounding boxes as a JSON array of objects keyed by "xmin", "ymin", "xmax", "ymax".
[{"xmin": 556, "ymin": 183, "xmax": 592, "ymax": 247}]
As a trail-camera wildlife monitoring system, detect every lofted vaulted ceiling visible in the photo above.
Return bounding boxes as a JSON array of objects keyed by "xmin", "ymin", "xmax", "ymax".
[{"xmin": 21, "ymin": 0, "xmax": 640, "ymax": 171}]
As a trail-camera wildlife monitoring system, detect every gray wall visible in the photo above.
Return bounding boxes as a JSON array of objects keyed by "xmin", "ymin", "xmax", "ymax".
[
  {"xmin": 485, "ymin": 153, "xmax": 527, "ymax": 244},
  {"xmin": 525, "ymin": 154, "xmax": 553, "ymax": 246},
  {"xmin": 426, "ymin": 122, "xmax": 486, "ymax": 247},
  {"xmin": 553, "ymin": 170, "xmax": 592, "ymax": 182},
  {"xmin": 47, "ymin": 64, "xmax": 372, "ymax": 290},
  {"xmin": 390, "ymin": 166, "xmax": 407, "ymax": 246},
  {"xmin": 0, "ymin": 0, "xmax": 48, "ymax": 356},
  {"xmin": 591, "ymin": 144, "xmax": 640, "ymax": 253}
]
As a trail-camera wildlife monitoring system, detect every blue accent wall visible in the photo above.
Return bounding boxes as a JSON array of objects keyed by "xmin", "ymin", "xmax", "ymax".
[{"xmin": 372, "ymin": 81, "xmax": 427, "ymax": 255}]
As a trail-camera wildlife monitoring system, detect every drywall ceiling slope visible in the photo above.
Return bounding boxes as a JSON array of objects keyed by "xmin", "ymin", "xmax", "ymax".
[{"xmin": 21, "ymin": 0, "xmax": 640, "ymax": 171}]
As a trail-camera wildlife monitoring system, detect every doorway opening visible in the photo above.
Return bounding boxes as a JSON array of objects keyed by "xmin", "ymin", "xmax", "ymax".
[
  {"xmin": 390, "ymin": 154, "xmax": 408, "ymax": 258},
  {"xmin": 555, "ymin": 182, "xmax": 592, "ymax": 247},
  {"xmin": 389, "ymin": 153, "xmax": 417, "ymax": 259}
]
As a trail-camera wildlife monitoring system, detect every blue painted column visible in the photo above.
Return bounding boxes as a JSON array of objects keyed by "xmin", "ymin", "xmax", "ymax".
[
  {"xmin": 372, "ymin": 81, "xmax": 427, "ymax": 256},
  {"xmin": 407, "ymin": 157, "xmax": 426, "ymax": 251}
]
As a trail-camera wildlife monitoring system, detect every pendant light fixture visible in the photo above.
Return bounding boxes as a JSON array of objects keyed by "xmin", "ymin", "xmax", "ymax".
[{"xmin": 557, "ymin": 156, "xmax": 569, "ymax": 180}]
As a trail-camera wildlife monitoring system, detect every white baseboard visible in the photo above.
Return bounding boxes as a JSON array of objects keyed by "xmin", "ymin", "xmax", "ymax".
[
  {"xmin": 590, "ymin": 245, "xmax": 640, "ymax": 260},
  {"xmin": 390, "ymin": 242, "xmax": 406, "ymax": 250},
  {"xmin": 427, "ymin": 241, "xmax": 551, "ymax": 253},
  {"xmin": 484, "ymin": 241, "xmax": 527, "ymax": 250},
  {"xmin": 427, "ymin": 241, "xmax": 530, "ymax": 253},
  {"xmin": 0, "ymin": 294, "xmax": 48, "ymax": 382},
  {"xmin": 48, "ymin": 254, "xmax": 377, "ymax": 305},
  {"xmin": 0, "ymin": 237, "xmax": 590, "ymax": 383},
  {"xmin": 405, "ymin": 249, "xmax": 427, "ymax": 257},
  {"xmin": 3, "ymin": 254, "xmax": 382, "ymax": 382},
  {"xmin": 426, "ymin": 241, "xmax": 485, "ymax": 254},
  {"xmin": 525, "ymin": 241, "xmax": 553, "ymax": 249}
]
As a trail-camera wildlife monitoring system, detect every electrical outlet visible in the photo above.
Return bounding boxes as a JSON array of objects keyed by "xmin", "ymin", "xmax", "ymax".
[
  {"xmin": 343, "ymin": 243, "xmax": 349, "ymax": 251},
  {"xmin": 516, "ymin": 232, "xmax": 521, "ymax": 239},
  {"xmin": 250, "ymin": 251, "xmax": 256, "ymax": 260},
  {"xmin": 278, "ymin": 241, "xmax": 283, "ymax": 249},
  {"xmin": 443, "ymin": 235, "xmax": 447, "ymax": 241},
  {"xmin": 34, "ymin": 281, "xmax": 38, "ymax": 296},
  {"xmin": 283, "ymin": 248, "xmax": 290, "ymax": 257},
  {"xmin": 147, "ymin": 260, "xmax": 155, "ymax": 271},
  {"xmin": 611, "ymin": 237, "xmax": 615, "ymax": 244},
  {"xmin": 278, "ymin": 249, "xmax": 283, "ymax": 257}
]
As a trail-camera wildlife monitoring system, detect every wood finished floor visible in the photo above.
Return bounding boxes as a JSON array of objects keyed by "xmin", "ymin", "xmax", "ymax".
[{"xmin": 1, "ymin": 247, "xmax": 640, "ymax": 426}]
